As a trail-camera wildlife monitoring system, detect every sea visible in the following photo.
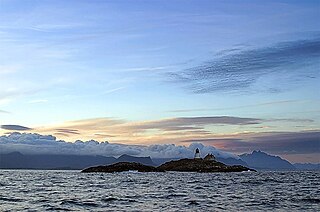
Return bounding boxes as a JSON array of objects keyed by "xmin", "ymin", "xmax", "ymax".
[{"xmin": 0, "ymin": 170, "xmax": 319, "ymax": 211}]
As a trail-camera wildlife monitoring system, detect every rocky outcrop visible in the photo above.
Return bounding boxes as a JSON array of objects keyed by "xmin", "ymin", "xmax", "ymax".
[
  {"xmin": 82, "ymin": 158, "xmax": 254, "ymax": 173},
  {"xmin": 81, "ymin": 162, "xmax": 160, "ymax": 173},
  {"xmin": 158, "ymin": 158, "xmax": 254, "ymax": 172}
]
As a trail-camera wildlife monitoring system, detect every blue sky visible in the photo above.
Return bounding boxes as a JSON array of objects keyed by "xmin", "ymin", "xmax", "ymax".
[{"xmin": 0, "ymin": 0, "xmax": 319, "ymax": 162}]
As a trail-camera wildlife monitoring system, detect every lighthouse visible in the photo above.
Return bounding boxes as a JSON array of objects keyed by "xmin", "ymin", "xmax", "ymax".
[{"xmin": 194, "ymin": 148, "xmax": 201, "ymax": 159}]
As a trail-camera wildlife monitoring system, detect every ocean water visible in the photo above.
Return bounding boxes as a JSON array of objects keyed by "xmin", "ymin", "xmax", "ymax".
[{"xmin": 0, "ymin": 170, "xmax": 319, "ymax": 211}]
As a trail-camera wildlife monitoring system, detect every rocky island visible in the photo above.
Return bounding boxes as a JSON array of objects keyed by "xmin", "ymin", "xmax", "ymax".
[
  {"xmin": 157, "ymin": 158, "xmax": 252, "ymax": 172},
  {"xmin": 82, "ymin": 162, "xmax": 161, "ymax": 173},
  {"xmin": 82, "ymin": 149, "xmax": 255, "ymax": 173}
]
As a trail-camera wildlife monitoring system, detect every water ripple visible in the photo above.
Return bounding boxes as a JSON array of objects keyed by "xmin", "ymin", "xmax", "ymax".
[{"xmin": 0, "ymin": 170, "xmax": 319, "ymax": 211}]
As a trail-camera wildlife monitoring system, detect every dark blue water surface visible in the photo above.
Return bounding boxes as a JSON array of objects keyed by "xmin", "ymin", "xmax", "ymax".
[{"xmin": 0, "ymin": 170, "xmax": 319, "ymax": 211}]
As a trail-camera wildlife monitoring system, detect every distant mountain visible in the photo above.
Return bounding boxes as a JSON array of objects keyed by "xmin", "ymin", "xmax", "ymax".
[
  {"xmin": 3, "ymin": 151, "xmax": 309, "ymax": 171},
  {"xmin": 0, "ymin": 152, "xmax": 116, "ymax": 170},
  {"xmin": 294, "ymin": 163, "xmax": 320, "ymax": 170},
  {"xmin": 239, "ymin": 150, "xmax": 296, "ymax": 170},
  {"xmin": 216, "ymin": 157, "xmax": 248, "ymax": 167},
  {"xmin": 115, "ymin": 154, "xmax": 155, "ymax": 166},
  {"xmin": 152, "ymin": 158, "xmax": 180, "ymax": 166}
]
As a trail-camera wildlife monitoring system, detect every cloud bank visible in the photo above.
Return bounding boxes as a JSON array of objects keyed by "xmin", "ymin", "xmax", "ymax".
[
  {"xmin": 0, "ymin": 132, "xmax": 238, "ymax": 159},
  {"xmin": 171, "ymin": 36, "xmax": 320, "ymax": 93},
  {"xmin": 182, "ymin": 131, "xmax": 320, "ymax": 155}
]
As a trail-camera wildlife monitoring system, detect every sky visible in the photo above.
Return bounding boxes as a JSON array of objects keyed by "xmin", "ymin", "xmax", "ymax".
[{"xmin": 0, "ymin": 0, "xmax": 319, "ymax": 163}]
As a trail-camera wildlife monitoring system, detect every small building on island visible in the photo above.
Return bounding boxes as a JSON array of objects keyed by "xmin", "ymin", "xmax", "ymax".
[{"xmin": 204, "ymin": 153, "xmax": 216, "ymax": 161}]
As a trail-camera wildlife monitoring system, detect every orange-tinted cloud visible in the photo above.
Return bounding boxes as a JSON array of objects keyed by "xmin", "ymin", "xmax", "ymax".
[{"xmin": 29, "ymin": 116, "xmax": 262, "ymax": 144}]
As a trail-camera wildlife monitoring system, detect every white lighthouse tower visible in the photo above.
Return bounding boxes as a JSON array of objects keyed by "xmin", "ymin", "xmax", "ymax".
[{"xmin": 194, "ymin": 148, "xmax": 201, "ymax": 159}]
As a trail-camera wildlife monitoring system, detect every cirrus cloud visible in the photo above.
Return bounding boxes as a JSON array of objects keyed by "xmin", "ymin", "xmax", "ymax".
[{"xmin": 171, "ymin": 36, "xmax": 320, "ymax": 93}]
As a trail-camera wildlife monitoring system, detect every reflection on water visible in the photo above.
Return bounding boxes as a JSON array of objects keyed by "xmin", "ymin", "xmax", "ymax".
[{"xmin": 0, "ymin": 170, "xmax": 319, "ymax": 211}]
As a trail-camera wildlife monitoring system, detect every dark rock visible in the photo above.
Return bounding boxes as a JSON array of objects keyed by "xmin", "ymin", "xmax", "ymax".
[
  {"xmin": 158, "ymin": 158, "xmax": 254, "ymax": 172},
  {"xmin": 151, "ymin": 158, "xmax": 180, "ymax": 166},
  {"xmin": 81, "ymin": 162, "xmax": 160, "ymax": 173}
]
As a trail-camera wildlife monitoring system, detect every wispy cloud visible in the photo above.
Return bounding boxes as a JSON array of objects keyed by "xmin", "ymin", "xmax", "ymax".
[
  {"xmin": 1, "ymin": 125, "xmax": 32, "ymax": 131},
  {"xmin": 170, "ymin": 36, "xmax": 320, "ymax": 93},
  {"xmin": 55, "ymin": 128, "xmax": 80, "ymax": 135},
  {"xmin": 0, "ymin": 109, "xmax": 10, "ymax": 114},
  {"xmin": 116, "ymin": 66, "xmax": 171, "ymax": 73},
  {"xmin": 266, "ymin": 118, "xmax": 314, "ymax": 123},
  {"xmin": 0, "ymin": 65, "xmax": 19, "ymax": 75},
  {"xmin": 127, "ymin": 116, "xmax": 262, "ymax": 132},
  {"xmin": 167, "ymin": 100, "xmax": 303, "ymax": 113},
  {"xmin": 25, "ymin": 115, "xmax": 317, "ymax": 145},
  {"xmin": 28, "ymin": 99, "xmax": 48, "ymax": 104},
  {"xmin": 29, "ymin": 116, "xmax": 262, "ymax": 144},
  {"xmin": 103, "ymin": 87, "xmax": 125, "ymax": 95}
]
